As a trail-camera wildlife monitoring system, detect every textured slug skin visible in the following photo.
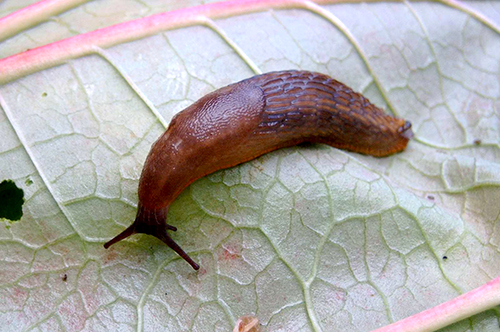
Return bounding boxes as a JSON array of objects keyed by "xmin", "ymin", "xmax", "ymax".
[{"xmin": 104, "ymin": 70, "xmax": 413, "ymax": 270}]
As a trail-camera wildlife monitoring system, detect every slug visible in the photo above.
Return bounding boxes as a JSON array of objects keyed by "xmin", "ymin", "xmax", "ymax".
[{"xmin": 104, "ymin": 70, "xmax": 413, "ymax": 270}]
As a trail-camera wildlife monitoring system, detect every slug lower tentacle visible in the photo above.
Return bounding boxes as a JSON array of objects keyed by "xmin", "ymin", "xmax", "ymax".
[{"xmin": 104, "ymin": 70, "xmax": 413, "ymax": 270}]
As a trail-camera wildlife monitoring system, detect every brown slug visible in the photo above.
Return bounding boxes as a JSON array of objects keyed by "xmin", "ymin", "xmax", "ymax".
[{"xmin": 104, "ymin": 70, "xmax": 413, "ymax": 270}]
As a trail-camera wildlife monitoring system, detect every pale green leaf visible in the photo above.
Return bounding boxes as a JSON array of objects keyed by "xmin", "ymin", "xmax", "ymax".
[{"xmin": 1, "ymin": 1, "xmax": 500, "ymax": 331}]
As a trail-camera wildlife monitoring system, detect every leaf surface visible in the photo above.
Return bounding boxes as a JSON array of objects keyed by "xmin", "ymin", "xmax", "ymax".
[{"xmin": 1, "ymin": 1, "xmax": 500, "ymax": 331}]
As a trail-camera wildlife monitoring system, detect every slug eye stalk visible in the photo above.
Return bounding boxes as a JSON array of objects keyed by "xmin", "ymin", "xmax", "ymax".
[{"xmin": 104, "ymin": 209, "xmax": 200, "ymax": 270}]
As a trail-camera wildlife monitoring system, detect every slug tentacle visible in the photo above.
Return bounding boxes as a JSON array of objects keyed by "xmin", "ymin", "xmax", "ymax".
[
  {"xmin": 104, "ymin": 70, "xmax": 413, "ymax": 270},
  {"xmin": 103, "ymin": 224, "xmax": 136, "ymax": 249},
  {"xmin": 104, "ymin": 204, "xmax": 199, "ymax": 270}
]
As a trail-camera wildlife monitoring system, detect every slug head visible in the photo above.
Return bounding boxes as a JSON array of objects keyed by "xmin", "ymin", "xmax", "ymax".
[{"xmin": 104, "ymin": 205, "xmax": 199, "ymax": 270}]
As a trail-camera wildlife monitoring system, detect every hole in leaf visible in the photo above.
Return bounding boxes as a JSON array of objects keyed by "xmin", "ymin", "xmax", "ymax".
[{"xmin": 0, "ymin": 179, "xmax": 24, "ymax": 222}]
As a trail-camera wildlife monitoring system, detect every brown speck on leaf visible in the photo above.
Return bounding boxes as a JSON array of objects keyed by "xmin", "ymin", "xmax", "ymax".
[
  {"xmin": 473, "ymin": 139, "xmax": 481, "ymax": 145},
  {"xmin": 427, "ymin": 195, "xmax": 435, "ymax": 201},
  {"xmin": 233, "ymin": 315, "xmax": 261, "ymax": 332},
  {"xmin": 62, "ymin": 274, "xmax": 67, "ymax": 282}
]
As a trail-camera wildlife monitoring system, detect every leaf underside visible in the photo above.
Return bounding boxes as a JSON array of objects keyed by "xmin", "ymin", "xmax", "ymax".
[{"xmin": 0, "ymin": 1, "xmax": 500, "ymax": 331}]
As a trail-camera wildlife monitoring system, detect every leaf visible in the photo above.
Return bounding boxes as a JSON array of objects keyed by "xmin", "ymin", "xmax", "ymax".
[{"xmin": 1, "ymin": 0, "xmax": 500, "ymax": 331}]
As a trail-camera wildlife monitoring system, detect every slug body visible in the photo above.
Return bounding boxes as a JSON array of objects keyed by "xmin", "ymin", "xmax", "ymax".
[{"xmin": 104, "ymin": 70, "xmax": 413, "ymax": 269}]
